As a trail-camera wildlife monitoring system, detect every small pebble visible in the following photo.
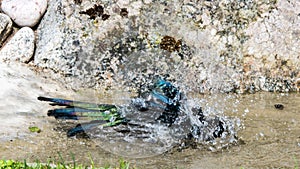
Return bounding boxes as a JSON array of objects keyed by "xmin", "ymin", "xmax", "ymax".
[
  {"xmin": 0, "ymin": 13, "xmax": 12, "ymax": 46},
  {"xmin": 274, "ymin": 104, "xmax": 284, "ymax": 110},
  {"xmin": 1, "ymin": 0, "xmax": 48, "ymax": 27},
  {"xmin": 0, "ymin": 27, "xmax": 35, "ymax": 63}
]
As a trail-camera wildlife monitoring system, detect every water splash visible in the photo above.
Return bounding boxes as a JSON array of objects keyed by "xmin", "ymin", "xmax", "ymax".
[
  {"xmin": 42, "ymin": 80, "xmax": 241, "ymax": 158},
  {"xmin": 182, "ymin": 94, "xmax": 240, "ymax": 149}
]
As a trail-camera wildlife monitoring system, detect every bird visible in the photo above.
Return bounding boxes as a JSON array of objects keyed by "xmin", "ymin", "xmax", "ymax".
[
  {"xmin": 38, "ymin": 78, "xmax": 184, "ymax": 137},
  {"xmin": 38, "ymin": 78, "xmax": 226, "ymax": 141}
]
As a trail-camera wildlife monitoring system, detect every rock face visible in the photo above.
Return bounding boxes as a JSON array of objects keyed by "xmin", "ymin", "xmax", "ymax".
[
  {"xmin": 34, "ymin": 0, "xmax": 300, "ymax": 93},
  {"xmin": 242, "ymin": 0, "xmax": 300, "ymax": 92},
  {"xmin": 0, "ymin": 27, "xmax": 35, "ymax": 63},
  {"xmin": 0, "ymin": 61, "xmax": 82, "ymax": 141},
  {"xmin": 34, "ymin": 0, "xmax": 151, "ymax": 89},
  {"xmin": 0, "ymin": 13, "xmax": 12, "ymax": 46},
  {"xmin": 1, "ymin": 0, "xmax": 48, "ymax": 27}
]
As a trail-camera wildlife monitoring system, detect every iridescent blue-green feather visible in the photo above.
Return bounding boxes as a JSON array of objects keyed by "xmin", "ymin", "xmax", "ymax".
[
  {"xmin": 47, "ymin": 107, "xmax": 119, "ymax": 121},
  {"xmin": 37, "ymin": 96, "xmax": 116, "ymax": 111},
  {"xmin": 66, "ymin": 118, "xmax": 126, "ymax": 137},
  {"xmin": 152, "ymin": 79, "xmax": 181, "ymax": 104},
  {"xmin": 38, "ymin": 96, "xmax": 124, "ymax": 123},
  {"xmin": 66, "ymin": 122, "xmax": 101, "ymax": 137}
]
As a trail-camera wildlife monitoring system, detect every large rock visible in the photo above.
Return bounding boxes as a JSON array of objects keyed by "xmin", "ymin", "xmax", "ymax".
[
  {"xmin": 34, "ymin": 0, "xmax": 159, "ymax": 89},
  {"xmin": 34, "ymin": 0, "xmax": 299, "ymax": 93},
  {"xmin": 0, "ymin": 27, "xmax": 35, "ymax": 63},
  {"xmin": 0, "ymin": 13, "xmax": 12, "ymax": 46},
  {"xmin": 242, "ymin": 0, "xmax": 300, "ymax": 92},
  {"xmin": 1, "ymin": 0, "xmax": 48, "ymax": 27}
]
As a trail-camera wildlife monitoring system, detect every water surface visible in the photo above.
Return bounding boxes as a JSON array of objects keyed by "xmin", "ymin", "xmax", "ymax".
[{"xmin": 1, "ymin": 81, "xmax": 299, "ymax": 168}]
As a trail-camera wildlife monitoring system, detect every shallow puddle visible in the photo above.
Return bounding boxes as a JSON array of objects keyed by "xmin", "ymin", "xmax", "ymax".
[
  {"xmin": 0, "ymin": 62, "xmax": 300, "ymax": 168},
  {"xmin": 1, "ymin": 84, "xmax": 300, "ymax": 168},
  {"xmin": 190, "ymin": 92, "xmax": 300, "ymax": 169}
]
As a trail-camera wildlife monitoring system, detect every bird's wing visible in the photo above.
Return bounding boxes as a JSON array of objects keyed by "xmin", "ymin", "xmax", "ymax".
[
  {"xmin": 38, "ymin": 96, "xmax": 124, "ymax": 122},
  {"xmin": 37, "ymin": 96, "xmax": 116, "ymax": 111}
]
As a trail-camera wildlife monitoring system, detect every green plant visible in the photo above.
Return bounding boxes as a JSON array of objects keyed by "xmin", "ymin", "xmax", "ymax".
[
  {"xmin": 294, "ymin": 156, "xmax": 299, "ymax": 169},
  {"xmin": 0, "ymin": 159, "xmax": 133, "ymax": 169}
]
